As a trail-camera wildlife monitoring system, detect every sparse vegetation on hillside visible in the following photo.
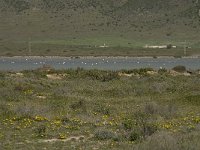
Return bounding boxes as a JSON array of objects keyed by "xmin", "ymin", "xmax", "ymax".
[{"xmin": 0, "ymin": 0, "xmax": 200, "ymax": 56}]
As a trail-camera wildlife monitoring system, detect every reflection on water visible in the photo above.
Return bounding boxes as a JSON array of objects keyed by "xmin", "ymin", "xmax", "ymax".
[{"xmin": 0, "ymin": 57, "xmax": 199, "ymax": 71}]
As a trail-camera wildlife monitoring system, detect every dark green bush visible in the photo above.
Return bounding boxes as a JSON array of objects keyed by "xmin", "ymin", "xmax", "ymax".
[
  {"xmin": 0, "ymin": 72, "xmax": 6, "ymax": 78},
  {"xmin": 184, "ymin": 95, "xmax": 200, "ymax": 105},
  {"xmin": 172, "ymin": 66, "xmax": 186, "ymax": 73},
  {"xmin": 167, "ymin": 44, "xmax": 172, "ymax": 49},
  {"xmin": 129, "ymin": 131, "xmax": 141, "ymax": 141},
  {"xmin": 136, "ymin": 68, "xmax": 154, "ymax": 76},
  {"xmin": 158, "ymin": 68, "xmax": 168, "ymax": 74},
  {"xmin": 122, "ymin": 118, "xmax": 135, "ymax": 130}
]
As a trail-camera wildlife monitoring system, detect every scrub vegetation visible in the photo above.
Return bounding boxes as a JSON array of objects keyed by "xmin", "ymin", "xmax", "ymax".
[{"xmin": 0, "ymin": 67, "xmax": 200, "ymax": 149}]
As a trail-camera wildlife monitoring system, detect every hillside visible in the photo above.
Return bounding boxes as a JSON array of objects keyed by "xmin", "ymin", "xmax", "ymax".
[{"xmin": 0, "ymin": 0, "xmax": 200, "ymax": 56}]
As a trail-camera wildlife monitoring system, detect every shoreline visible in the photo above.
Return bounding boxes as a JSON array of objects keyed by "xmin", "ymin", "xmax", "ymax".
[{"xmin": 0, "ymin": 55, "xmax": 199, "ymax": 59}]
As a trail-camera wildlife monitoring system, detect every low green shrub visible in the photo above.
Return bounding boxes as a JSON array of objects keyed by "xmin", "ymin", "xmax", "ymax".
[
  {"xmin": 172, "ymin": 65, "xmax": 186, "ymax": 73},
  {"xmin": 86, "ymin": 70, "xmax": 119, "ymax": 82},
  {"xmin": 135, "ymin": 131, "xmax": 178, "ymax": 150},
  {"xmin": 34, "ymin": 125, "xmax": 46, "ymax": 138},
  {"xmin": 183, "ymin": 95, "xmax": 200, "ymax": 105},
  {"xmin": 144, "ymin": 102, "xmax": 159, "ymax": 115},
  {"xmin": 93, "ymin": 103, "xmax": 110, "ymax": 115},
  {"xmin": 134, "ymin": 111, "xmax": 158, "ymax": 138},
  {"xmin": 158, "ymin": 68, "xmax": 168, "ymax": 74},
  {"xmin": 70, "ymin": 100, "xmax": 87, "ymax": 112},
  {"xmin": 121, "ymin": 68, "xmax": 154, "ymax": 76},
  {"xmin": 122, "ymin": 118, "xmax": 135, "ymax": 130},
  {"xmin": 129, "ymin": 131, "xmax": 141, "ymax": 141},
  {"xmin": 0, "ymin": 102, "xmax": 15, "ymax": 118},
  {"xmin": 94, "ymin": 130, "xmax": 118, "ymax": 141}
]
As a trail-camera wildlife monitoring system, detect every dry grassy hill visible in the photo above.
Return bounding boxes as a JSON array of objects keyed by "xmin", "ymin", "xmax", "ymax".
[{"xmin": 0, "ymin": 0, "xmax": 200, "ymax": 56}]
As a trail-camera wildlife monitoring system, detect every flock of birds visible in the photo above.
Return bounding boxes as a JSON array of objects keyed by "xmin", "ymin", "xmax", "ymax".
[
  {"xmin": 1, "ymin": 58, "xmax": 143, "ymax": 66},
  {"xmin": 1, "ymin": 57, "xmax": 196, "ymax": 70},
  {"xmin": 0, "ymin": 57, "xmax": 168, "ymax": 71}
]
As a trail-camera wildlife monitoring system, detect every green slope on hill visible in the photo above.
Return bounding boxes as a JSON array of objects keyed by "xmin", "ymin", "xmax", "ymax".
[{"xmin": 0, "ymin": 0, "xmax": 200, "ymax": 56}]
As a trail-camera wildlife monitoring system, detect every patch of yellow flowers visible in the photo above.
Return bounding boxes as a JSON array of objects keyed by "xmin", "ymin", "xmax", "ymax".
[{"xmin": 34, "ymin": 116, "xmax": 47, "ymax": 121}]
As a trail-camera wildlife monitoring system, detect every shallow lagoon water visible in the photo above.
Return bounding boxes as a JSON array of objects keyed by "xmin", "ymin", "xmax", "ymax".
[{"xmin": 0, "ymin": 57, "xmax": 200, "ymax": 71}]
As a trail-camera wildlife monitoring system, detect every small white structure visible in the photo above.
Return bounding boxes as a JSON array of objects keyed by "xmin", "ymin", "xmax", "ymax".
[
  {"xmin": 99, "ymin": 43, "xmax": 108, "ymax": 48},
  {"xmin": 144, "ymin": 45, "xmax": 167, "ymax": 49},
  {"xmin": 144, "ymin": 45, "xmax": 177, "ymax": 49}
]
